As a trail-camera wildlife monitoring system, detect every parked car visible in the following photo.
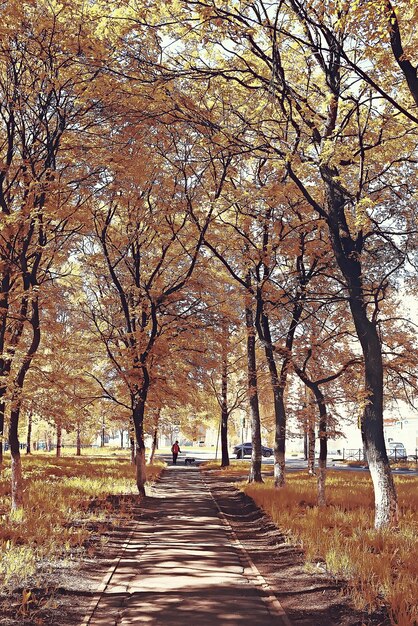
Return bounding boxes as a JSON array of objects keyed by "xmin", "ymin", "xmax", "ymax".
[
  {"xmin": 387, "ymin": 442, "xmax": 407, "ymax": 461},
  {"xmin": 233, "ymin": 442, "xmax": 273, "ymax": 459}
]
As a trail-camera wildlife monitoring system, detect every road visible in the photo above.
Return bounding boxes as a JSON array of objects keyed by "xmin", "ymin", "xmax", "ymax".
[{"xmin": 157, "ymin": 452, "xmax": 418, "ymax": 476}]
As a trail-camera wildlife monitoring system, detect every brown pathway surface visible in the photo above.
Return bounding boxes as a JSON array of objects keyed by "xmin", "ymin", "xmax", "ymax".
[{"xmin": 82, "ymin": 466, "xmax": 291, "ymax": 626}]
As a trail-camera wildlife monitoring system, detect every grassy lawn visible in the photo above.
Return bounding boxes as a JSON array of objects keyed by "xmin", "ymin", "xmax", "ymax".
[
  {"xmin": 203, "ymin": 462, "xmax": 417, "ymax": 626},
  {"xmin": 0, "ymin": 453, "xmax": 165, "ymax": 589}
]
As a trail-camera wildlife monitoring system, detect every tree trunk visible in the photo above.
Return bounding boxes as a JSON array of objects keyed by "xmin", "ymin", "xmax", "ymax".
[
  {"xmin": 120, "ymin": 429, "xmax": 124, "ymax": 448},
  {"xmin": 220, "ymin": 351, "xmax": 230, "ymax": 467},
  {"xmin": 26, "ymin": 411, "xmax": 32, "ymax": 454},
  {"xmin": 9, "ymin": 405, "xmax": 24, "ymax": 510},
  {"xmin": 135, "ymin": 444, "xmax": 147, "ymax": 496},
  {"xmin": 101, "ymin": 416, "xmax": 105, "ymax": 447},
  {"xmin": 0, "ymin": 401, "xmax": 4, "ymax": 467},
  {"xmin": 0, "ymin": 271, "xmax": 10, "ymax": 469},
  {"xmin": 149, "ymin": 426, "xmax": 158, "ymax": 464},
  {"xmin": 257, "ymin": 307, "xmax": 286, "ymax": 485},
  {"xmin": 9, "ymin": 295, "xmax": 40, "ymax": 510},
  {"xmin": 313, "ymin": 384, "xmax": 327, "ymax": 508},
  {"xmin": 56, "ymin": 422, "xmax": 62, "ymax": 458},
  {"xmin": 245, "ymin": 283, "xmax": 263, "ymax": 483},
  {"xmin": 255, "ymin": 289, "xmax": 304, "ymax": 487},
  {"xmin": 130, "ymin": 436, "xmax": 135, "ymax": 464},
  {"xmin": 132, "ymin": 377, "xmax": 149, "ymax": 496},
  {"xmin": 76, "ymin": 425, "xmax": 81, "ymax": 456},
  {"xmin": 324, "ymin": 169, "xmax": 398, "ymax": 528},
  {"xmin": 307, "ymin": 403, "xmax": 316, "ymax": 476}
]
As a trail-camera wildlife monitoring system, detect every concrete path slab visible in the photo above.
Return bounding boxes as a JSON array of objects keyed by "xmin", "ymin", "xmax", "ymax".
[{"xmin": 83, "ymin": 466, "xmax": 291, "ymax": 626}]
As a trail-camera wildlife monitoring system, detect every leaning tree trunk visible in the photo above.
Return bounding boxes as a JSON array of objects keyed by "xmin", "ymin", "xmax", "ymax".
[
  {"xmin": 324, "ymin": 167, "xmax": 398, "ymax": 528},
  {"xmin": 245, "ymin": 284, "xmax": 263, "ymax": 483},
  {"xmin": 220, "ymin": 351, "xmax": 230, "ymax": 468}
]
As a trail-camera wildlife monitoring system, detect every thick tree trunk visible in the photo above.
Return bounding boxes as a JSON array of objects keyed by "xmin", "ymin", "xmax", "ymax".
[
  {"xmin": 26, "ymin": 411, "xmax": 32, "ymax": 454},
  {"xmin": 308, "ymin": 428, "xmax": 316, "ymax": 475},
  {"xmin": 258, "ymin": 312, "xmax": 286, "ymax": 485},
  {"xmin": 324, "ymin": 169, "xmax": 398, "ymax": 528},
  {"xmin": 76, "ymin": 425, "xmax": 81, "ymax": 456},
  {"xmin": 220, "ymin": 352, "xmax": 230, "ymax": 467},
  {"xmin": 0, "ymin": 272, "xmax": 10, "ymax": 469},
  {"xmin": 132, "ymin": 377, "xmax": 149, "ymax": 496},
  {"xmin": 0, "ymin": 287, "xmax": 29, "ymax": 468},
  {"xmin": 130, "ymin": 436, "xmax": 135, "ymax": 464},
  {"xmin": 313, "ymin": 385, "xmax": 327, "ymax": 508},
  {"xmin": 135, "ymin": 444, "xmax": 147, "ymax": 497},
  {"xmin": 9, "ymin": 406, "xmax": 24, "ymax": 510},
  {"xmin": 9, "ymin": 296, "xmax": 40, "ymax": 510},
  {"xmin": 0, "ymin": 401, "xmax": 4, "ymax": 467},
  {"xmin": 56, "ymin": 422, "xmax": 62, "ymax": 458},
  {"xmin": 245, "ymin": 285, "xmax": 263, "ymax": 483}
]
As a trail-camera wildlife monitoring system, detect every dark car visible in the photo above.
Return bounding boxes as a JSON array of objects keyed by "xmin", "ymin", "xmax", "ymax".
[{"xmin": 233, "ymin": 442, "xmax": 273, "ymax": 459}]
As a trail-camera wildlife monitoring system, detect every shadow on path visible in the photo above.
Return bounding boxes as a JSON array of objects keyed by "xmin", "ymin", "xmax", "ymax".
[{"xmin": 86, "ymin": 467, "xmax": 290, "ymax": 626}]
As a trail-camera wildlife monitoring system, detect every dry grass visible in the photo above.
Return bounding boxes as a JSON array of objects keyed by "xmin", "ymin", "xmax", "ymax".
[
  {"xmin": 0, "ymin": 454, "xmax": 165, "ymax": 589},
  {"xmin": 240, "ymin": 471, "xmax": 417, "ymax": 626}
]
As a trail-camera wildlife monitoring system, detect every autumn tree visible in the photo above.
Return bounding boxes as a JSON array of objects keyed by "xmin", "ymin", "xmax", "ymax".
[
  {"xmin": 0, "ymin": 0, "xmax": 132, "ymax": 507},
  {"xmin": 82, "ymin": 116, "xmax": 229, "ymax": 494},
  {"xmin": 157, "ymin": 0, "xmax": 418, "ymax": 528}
]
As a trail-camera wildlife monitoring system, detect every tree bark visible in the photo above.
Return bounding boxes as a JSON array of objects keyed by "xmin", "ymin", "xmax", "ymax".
[
  {"xmin": 308, "ymin": 415, "xmax": 316, "ymax": 477},
  {"xmin": 312, "ymin": 384, "xmax": 327, "ymax": 508},
  {"xmin": 56, "ymin": 422, "xmax": 62, "ymax": 458},
  {"xmin": 0, "ymin": 401, "xmax": 4, "ymax": 467},
  {"xmin": 120, "ymin": 429, "xmax": 124, "ymax": 448},
  {"xmin": 9, "ymin": 295, "xmax": 40, "ymax": 510},
  {"xmin": 130, "ymin": 436, "xmax": 135, "ymax": 464},
  {"xmin": 245, "ymin": 281, "xmax": 263, "ymax": 483},
  {"xmin": 76, "ymin": 425, "xmax": 81, "ymax": 456},
  {"xmin": 9, "ymin": 408, "xmax": 24, "ymax": 510},
  {"xmin": 220, "ymin": 350, "xmax": 230, "ymax": 467},
  {"xmin": 149, "ymin": 426, "xmax": 158, "ymax": 464},
  {"xmin": 323, "ymin": 167, "xmax": 398, "ymax": 527},
  {"xmin": 101, "ymin": 416, "xmax": 105, "ymax": 447},
  {"xmin": 132, "ymin": 374, "xmax": 149, "ymax": 496},
  {"xmin": 26, "ymin": 411, "xmax": 32, "ymax": 454}
]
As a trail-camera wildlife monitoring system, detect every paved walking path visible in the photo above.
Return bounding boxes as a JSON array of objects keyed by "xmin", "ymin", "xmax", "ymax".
[{"xmin": 82, "ymin": 466, "xmax": 291, "ymax": 626}]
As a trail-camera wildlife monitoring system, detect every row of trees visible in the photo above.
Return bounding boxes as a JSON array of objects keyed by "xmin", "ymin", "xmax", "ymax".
[{"xmin": 1, "ymin": 0, "xmax": 418, "ymax": 528}]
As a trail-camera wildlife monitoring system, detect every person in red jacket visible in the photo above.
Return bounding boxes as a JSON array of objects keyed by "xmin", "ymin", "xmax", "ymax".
[{"xmin": 171, "ymin": 440, "xmax": 181, "ymax": 465}]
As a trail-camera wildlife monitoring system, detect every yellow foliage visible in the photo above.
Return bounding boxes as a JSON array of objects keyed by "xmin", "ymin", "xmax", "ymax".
[
  {"xmin": 242, "ymin": 471, "xmax": 418, "ymax": 626},
  {"xmin": 0, "ymin": 454, "xmax": 165, "ymax": 589}
]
